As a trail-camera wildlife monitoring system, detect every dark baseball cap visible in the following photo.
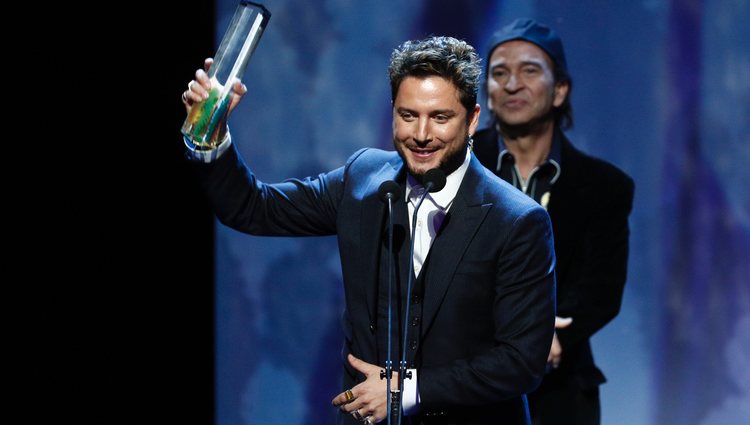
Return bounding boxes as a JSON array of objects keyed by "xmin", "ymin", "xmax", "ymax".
[{"xmin": 486, "ymin": 18, "xmax": 568, "ymax": 74}]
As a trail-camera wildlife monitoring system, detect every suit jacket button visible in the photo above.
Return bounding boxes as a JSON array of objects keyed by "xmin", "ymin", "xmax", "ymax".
[{"xmin": 369, "ymin": 323, "xmax": 376, "ymax": 333}]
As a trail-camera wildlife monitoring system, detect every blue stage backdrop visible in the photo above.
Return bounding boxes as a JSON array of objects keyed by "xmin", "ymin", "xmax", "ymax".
[{"xmin": 211, "ymin": 0, "xmax": 750, "ymax": 424}]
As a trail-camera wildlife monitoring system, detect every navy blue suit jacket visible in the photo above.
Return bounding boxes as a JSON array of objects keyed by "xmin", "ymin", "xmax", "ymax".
[{"xmin": 193, "ymin": 145, "xmax": 556, "ymax": 424}]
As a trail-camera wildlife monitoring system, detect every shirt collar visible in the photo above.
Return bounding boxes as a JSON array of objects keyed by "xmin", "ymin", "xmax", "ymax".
[
  {"xmin": 405, "ymin": 148, "xmax": 471, "ymax": 210},
  {"xmin": 496, "ymin": 128, "xmax": 563, "ymax": 183}
]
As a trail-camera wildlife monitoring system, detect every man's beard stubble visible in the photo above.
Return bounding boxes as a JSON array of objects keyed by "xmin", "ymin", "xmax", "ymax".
[{"xmin": 394, "ymin": 138, "xmax": 469, "ymax": 183}]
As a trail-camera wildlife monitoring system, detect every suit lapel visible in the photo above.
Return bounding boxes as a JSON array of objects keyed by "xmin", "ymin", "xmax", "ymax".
[
  {"xmin": 420, "ymin": 156, "xmax": 493, "ymax": 336},
  {"xmin": 360, "ymin": 156, "xmax": 405, "ymax": 324}
]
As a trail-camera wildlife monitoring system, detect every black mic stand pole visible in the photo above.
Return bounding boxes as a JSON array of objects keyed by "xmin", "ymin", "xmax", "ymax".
[
  {"xmin": 378, "ymin": 181, "xmax": 401, "ymax": 425},
  {"xmin": 397, "ymin": 182, "xmax": 432, "ymax": 425},
  {"xmin": 385, "ymin": 192, "xmax": 397, "ymax": 425},
  {"xmin": 397, "ymin": 169, "xmax": 446, "ymax": 425}
]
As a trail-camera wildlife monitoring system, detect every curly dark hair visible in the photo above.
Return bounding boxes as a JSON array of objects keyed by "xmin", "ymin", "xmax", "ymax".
[{"xmin": 388, "ymin": 36, "xmax": 481, "ymax": 119}]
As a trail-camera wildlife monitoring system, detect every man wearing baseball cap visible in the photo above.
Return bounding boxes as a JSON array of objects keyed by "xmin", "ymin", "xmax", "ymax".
[{"xmin": 473, "ymin": 18, "xmax": 635, "ymax": 425}]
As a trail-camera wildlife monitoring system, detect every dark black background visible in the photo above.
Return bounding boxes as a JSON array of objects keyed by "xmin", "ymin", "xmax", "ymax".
[{"xmin": 113, "ymin": 2, "xmax": 217, "ymax": 422}]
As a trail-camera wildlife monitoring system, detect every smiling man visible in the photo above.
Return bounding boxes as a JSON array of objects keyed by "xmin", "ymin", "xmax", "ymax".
[
  {"xmin": 183, "ymin": 36, "xmax": 556, "ymax": 425},
  {"xmin": 389, "ymin": 54, "xmax": 480, "ymax": 179},
  {"xmin": 473, "ymin": 19, "xmax": 635, "ymax": 425}
]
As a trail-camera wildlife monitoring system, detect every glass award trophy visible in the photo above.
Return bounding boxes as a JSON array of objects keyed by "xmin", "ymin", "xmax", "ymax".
[{"xmin": 181, "ymin": 1, "xmax": 271, "ymax": 149}]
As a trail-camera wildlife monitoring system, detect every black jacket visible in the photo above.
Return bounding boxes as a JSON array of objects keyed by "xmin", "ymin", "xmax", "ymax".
[{"xmin": 473, "ymin": 127, "xmax": 634, "ymax": 390}]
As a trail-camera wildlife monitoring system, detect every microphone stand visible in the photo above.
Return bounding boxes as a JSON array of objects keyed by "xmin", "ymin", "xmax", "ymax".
[
  {"xmin": 385, "ymin": 192, "xmax": 397, "ymax": 425},
  {"xmin": 378, "ymin": 181, "xmax": 401, "ymax": 425},
  {"xmin": 379, "ymin": 170, "xmax": 445, "ymax": 425},
  {"xmin": 397, "ymin": 185, "xmax": 430, "ymax": 425},
  {"xmin": 397, "ymin": 169, "xmax": 446, "ymax": 425}
]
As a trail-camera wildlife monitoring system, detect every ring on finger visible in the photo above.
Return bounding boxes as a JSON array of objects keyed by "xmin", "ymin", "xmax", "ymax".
[
  {"xmin": 363, "ymin": 417, "xmax": 373, "ymax": 425},
  {"xmin": 352, "ymin": 409, "xmax": 363, "ymax": 421},
  {"xmin": 344, "ymin": 389, "xmax": 354, "ymax": 401}
]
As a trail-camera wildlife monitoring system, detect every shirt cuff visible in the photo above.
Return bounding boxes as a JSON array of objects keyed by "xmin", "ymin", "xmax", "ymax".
[
  {"xmin": 184, "ymin": 131, "xmax": 232, "ymax": 163},
  {"xmin": 402, "ymin": 368, "xmax": 420, "ymax": 415}
]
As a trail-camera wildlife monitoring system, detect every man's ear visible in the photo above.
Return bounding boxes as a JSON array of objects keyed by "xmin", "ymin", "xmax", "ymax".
[
  {"xmin": 553, "ymin": 80, "xmax": 570, "ymax": 107},
  {"xmin": 469, "ymin": 104, "xmax": 481, "ymax": 135}
]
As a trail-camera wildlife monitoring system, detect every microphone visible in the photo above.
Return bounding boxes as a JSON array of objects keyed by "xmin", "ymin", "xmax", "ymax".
[
  {"xmin": 397, "ymin": 168, "xmax": 446, "ymax": 424},
  {"xmin": 422, "ymin": 168, "xmax": 447, "ymax": 193},
  {"xmin": 377, "ymin": 180, "xmax": 401, "ymax": 425},
  {"xmin": 378, "ymin": 180, "xmax": 401, "ymax": 203}
]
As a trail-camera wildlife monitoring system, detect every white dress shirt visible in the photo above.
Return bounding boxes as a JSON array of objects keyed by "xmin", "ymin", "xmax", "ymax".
[{"xmin": 405, "ymin": 149, "xmax": 472, "ymax": 276}]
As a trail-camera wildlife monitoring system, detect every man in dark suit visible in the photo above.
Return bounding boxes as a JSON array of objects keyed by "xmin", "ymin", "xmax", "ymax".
[
  {"xmin": 472, "ymin": 19, "xmax": 635, "ymax": 425},
  {"xmin": 183, "ymin": 36, "xmax": 555, "ymax": 425}
]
